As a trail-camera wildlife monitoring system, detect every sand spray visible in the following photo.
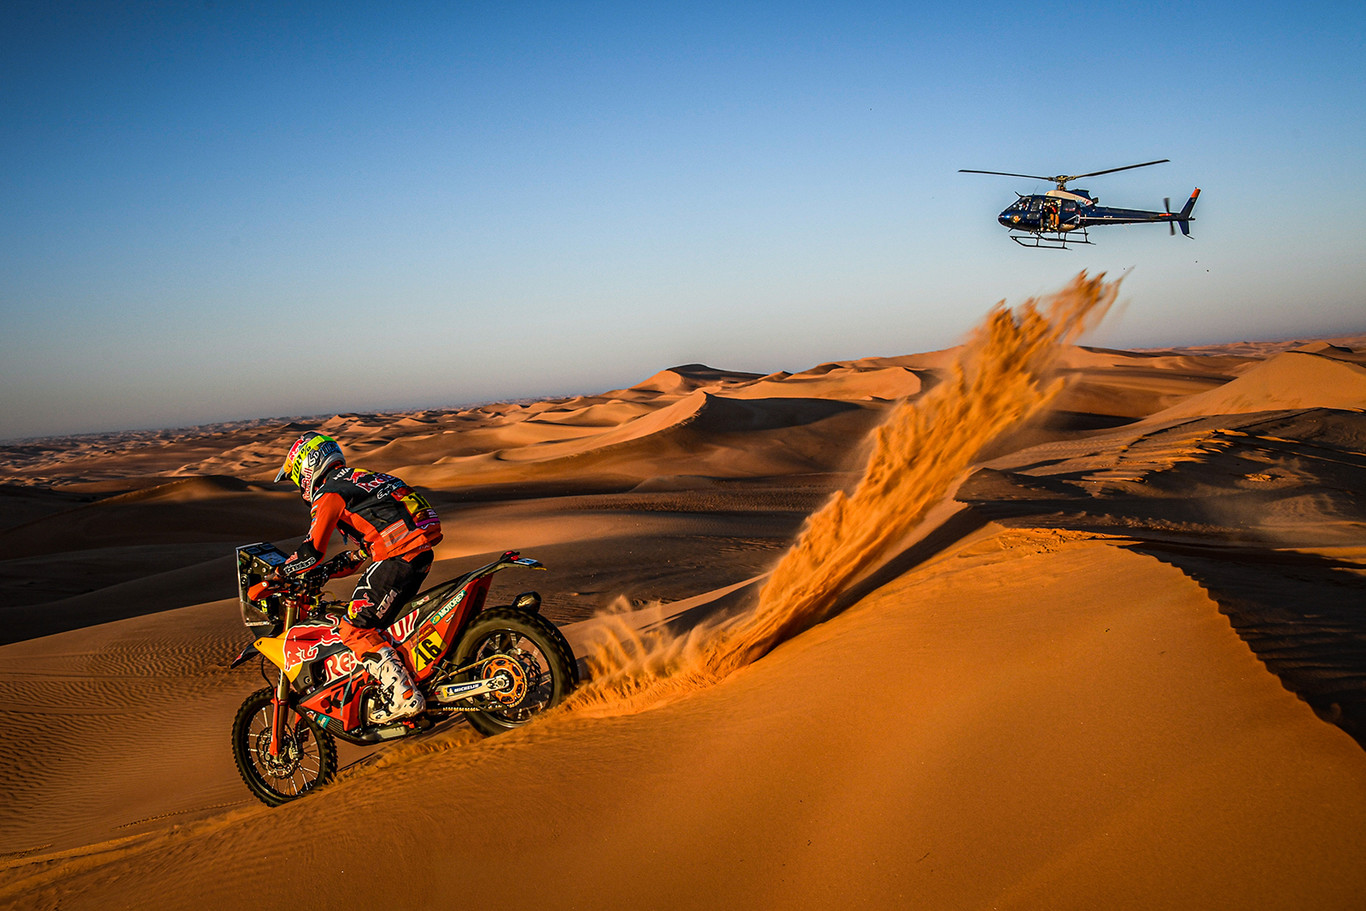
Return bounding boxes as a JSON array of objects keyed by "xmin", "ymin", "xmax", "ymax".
[{"xmin": 566, "ymin": 272, "xmax": 1120, "ymax": 716}]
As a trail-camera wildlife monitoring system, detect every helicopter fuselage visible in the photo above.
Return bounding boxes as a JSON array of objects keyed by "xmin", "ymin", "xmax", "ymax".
[{"xmin": 998, "ymin": 189, "xmax": 1188, "ymax": 233}]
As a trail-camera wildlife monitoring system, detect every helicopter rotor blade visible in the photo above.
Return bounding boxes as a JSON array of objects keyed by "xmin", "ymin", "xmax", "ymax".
[
  {"xmin": 958, "ymin": 169, "xmax": 1054, "ymax": 181},
  {"xmin": 1063, "ymin": 159, "xmax": 1171, "ymax": 182},
  {"xmin": 962, "ymin": 159, "xmax": 1174, "ymax": 193}
]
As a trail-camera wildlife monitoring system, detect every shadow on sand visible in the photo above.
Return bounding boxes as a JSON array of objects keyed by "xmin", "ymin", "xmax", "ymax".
[{"xmin": 1128, "ymin": 541, "xmax": 1366, "ymax": 749}]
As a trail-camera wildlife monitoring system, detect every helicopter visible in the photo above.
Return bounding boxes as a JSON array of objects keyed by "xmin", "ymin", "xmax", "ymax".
[{"xmin": 959, "ymin": 159, "xmax": 1200, "ymax": 249}]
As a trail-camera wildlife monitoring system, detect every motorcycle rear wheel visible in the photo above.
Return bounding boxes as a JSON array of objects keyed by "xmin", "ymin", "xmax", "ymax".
[
  {"xmin": 451, "ymin": 608, "xmax": 577, "ymax": 737},
  {"xmin": 231, "ymin": 686, "xmax": 337, "ymax": 806}
]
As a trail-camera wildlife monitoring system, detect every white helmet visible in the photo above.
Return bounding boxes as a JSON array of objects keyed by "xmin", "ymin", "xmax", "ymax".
[{"xmin": 275, "ymin": 432, "xmax": 346, "ymax": 500}]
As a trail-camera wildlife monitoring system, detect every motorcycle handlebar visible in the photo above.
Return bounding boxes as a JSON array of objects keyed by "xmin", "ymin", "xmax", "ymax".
[
  {"xmin": 247, "ymin": 570, "xmax": 317, "ymax": 601},
  {"xmin": 248, "ymin": 550, "xmax": 358, "ymax": 601}
]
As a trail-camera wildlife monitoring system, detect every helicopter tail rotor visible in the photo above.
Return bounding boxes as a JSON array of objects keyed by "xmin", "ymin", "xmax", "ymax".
[{"xmin": 1175, "ymin": 188, "xmax": 1200, "ymax": 237}]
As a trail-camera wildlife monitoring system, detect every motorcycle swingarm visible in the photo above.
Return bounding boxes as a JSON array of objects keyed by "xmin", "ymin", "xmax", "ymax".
[{"xmin": 429, "ymin": 675, "xmax": 509, "ymax": 705}]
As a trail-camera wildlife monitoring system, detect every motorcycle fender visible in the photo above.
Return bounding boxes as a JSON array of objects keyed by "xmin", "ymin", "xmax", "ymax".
[
  {"xmin": 230, "ymin": 643, "xmax": 261, "ymax": 669},
  {"xmin": 252, "ymin": 635, "xmax": 303, "ymax": 682}
]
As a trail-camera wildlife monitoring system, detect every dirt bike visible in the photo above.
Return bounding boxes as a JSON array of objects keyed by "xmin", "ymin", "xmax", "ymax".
[{"xmin": 229, "ymin": 543, "xmax": 578, "ymax": 806}]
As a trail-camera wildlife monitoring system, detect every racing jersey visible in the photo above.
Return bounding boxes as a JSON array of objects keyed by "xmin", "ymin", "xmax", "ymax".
[{"xmin": 285, "ymin": 465, "xmax": 442, "ymax": 575}]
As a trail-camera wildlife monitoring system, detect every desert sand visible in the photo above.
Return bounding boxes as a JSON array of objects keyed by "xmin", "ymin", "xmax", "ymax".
[{"xmin": 1, "ymin": 273, "xmax": 1364, "ymax": 909}]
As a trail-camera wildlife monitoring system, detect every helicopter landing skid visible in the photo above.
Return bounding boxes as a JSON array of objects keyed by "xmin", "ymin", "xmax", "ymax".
[{"xmin": 1009, "ymin": 229, "xmax": 1091, "ymax": 250}]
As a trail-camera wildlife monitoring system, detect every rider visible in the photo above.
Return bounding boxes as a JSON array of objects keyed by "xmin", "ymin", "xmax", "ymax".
[{"xmin": 274, "ymin": 432, "xmax": 443, "ymax": 723}]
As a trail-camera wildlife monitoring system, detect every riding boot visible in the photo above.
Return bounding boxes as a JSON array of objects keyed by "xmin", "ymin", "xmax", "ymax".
[{"xmin": 360, "ymin": 644, "xmax": 426, "ymax": 723}]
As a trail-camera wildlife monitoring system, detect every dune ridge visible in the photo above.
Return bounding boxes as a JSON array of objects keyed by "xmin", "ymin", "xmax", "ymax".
[{"xmin": 1151, "ymin": 349, "xmax": 1366, "ymax": 419}]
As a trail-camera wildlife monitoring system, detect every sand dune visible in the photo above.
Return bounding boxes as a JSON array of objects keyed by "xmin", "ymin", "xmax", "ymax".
[
  {"xmin": 724, "ymin": 363, "xmax": 925, "ymax": 402},
  {"xmin": 608, "ymin": 363, "xmax": 767, "ymax": 398},
  {"xmin": 1151, "ymin": 349, "xmax": 1366, "ymax": 419},
  {"xmin": 1050, "ymin": 346, "xmax": 1255, "ymax": 422},
  {"xmin": 1, "ymin": 276, "xmax": 1364, "ymax": 909}
]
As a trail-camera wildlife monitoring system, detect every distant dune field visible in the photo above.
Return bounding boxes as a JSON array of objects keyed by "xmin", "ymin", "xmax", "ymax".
[{"xmin": 2, "ymin": 275, "xmax": 1364, "ymax": 910}]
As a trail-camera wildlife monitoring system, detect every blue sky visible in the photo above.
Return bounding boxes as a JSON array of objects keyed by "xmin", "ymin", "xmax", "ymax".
[{"xmin": 2, "ymin": 1, "xmax": 1363, "ymax": 440}]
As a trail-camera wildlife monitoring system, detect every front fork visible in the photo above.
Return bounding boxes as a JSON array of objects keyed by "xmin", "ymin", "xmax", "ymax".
[{"xmin": 268, "ymin": 599, "xmax": 300, "ymax": 758}]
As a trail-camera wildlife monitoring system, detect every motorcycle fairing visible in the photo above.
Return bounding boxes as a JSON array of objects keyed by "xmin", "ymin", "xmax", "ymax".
[
  {"xmin": 298, "ymin": 675, "xmax": 364, "ymax": 733},
  {"xmin": 253, "ymin": 619, "xmax": 347, "ymax": 683},
  {"xmin": 392, "ymin": 578, "xmax": 493, "ymax": 683},
  {"xmin": 382, "ymin": 552, "xmax": 542, "ymax": 645},
  {"xmin": 400, "ymin": 588, "xmax": 479, "ymax": 683}
]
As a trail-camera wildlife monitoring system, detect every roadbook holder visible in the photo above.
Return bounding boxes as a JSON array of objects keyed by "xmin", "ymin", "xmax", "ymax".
[{"xmin": 236, "ymin": 541, "xmax": 289, "ymax": 633}]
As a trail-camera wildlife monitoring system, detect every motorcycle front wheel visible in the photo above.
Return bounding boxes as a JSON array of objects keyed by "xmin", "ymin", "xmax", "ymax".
[
  {"xmin": 451, "ymin": 608, "xmax": 577, "ymax": 737},
  {"xmin": 231, "ymin": 686, "xmax": 337, "ymax": 806}
]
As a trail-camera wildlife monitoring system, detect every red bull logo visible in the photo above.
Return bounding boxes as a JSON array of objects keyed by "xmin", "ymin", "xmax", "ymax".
[
  {"xmin": 282, "ymin": 623, "xmax": 344, "ymax": 671},
  {"xmin": 324, "ymin": 650, "xmax": 357, "ymax": 680}
]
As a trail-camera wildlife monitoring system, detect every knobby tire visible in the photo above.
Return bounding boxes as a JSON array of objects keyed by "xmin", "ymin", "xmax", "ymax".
[
  {"xmin": 451, "ymin": 608, "xmax": 577, "ymax": 737},
  {"xmin": 231, "ymin": 686, "xmax": 337, "ymax": 806}
]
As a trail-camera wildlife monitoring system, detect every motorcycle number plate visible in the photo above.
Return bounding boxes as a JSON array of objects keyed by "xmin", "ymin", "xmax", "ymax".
[{"xmin": 412, "ymin": 631, "xmax": 444, "ymax": 672}]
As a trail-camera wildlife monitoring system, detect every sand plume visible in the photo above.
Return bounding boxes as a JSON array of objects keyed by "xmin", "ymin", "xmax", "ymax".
[{"xmin": 569, "ymin": 272, "xmax": 1120, "ymax": 712}]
